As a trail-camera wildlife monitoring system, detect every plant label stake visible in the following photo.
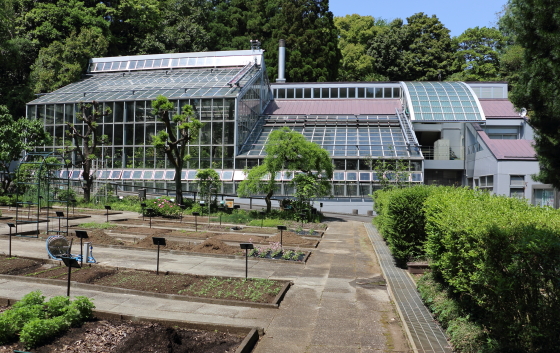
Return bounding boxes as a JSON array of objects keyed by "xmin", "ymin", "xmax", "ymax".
[
  {"xmin": 260, "ymin": 211, "xmax": 265, "ymax": 228},
  {"xmin": 7, "ymin": 223, "xmax": 15, "ymax": 257},
  {"xmin": 299, "ymin": 212, "xmax": 306, "ymax": 229},
  {"xmin": 71, "ymin": 199, "xmax": 77, "ymax": 215},
  {"xmin": 61, "ymin": 257, "xmax": 81, "ymax": 297},
  {"xmin": 277, "ymin": 225, "xmax": 287, "ymax": 248},
  {"xmin": 56, "ymin": 211, "xmax": 64, "ymax": 233},
  {"xmin": 192, "ymin": 212, "xmax": 199, "ymax": 232},
  {"xmin": 152, "ymin": 237, "xmax": 166, "ymax": 275},
  {"xmin": 75, "ymin": 230, "xmax": 89, "ymax": 266},
  {"xmin": 141, "ymin": 203, "xmax": 146, "ymax": 221},
  {"xmin": 146, "ymin": 208, "xmax": 154, "ymax": 228},
  {"xmin": 180, "ymin": 205, "xmax": 187, "ymax": 223},
  {"xmin": 104, "ymin": 205, "xmax": 111, "ymax": 223},
  {"xmin": 218, "ymin": 206, "xmax": 224, "ymax": 225},
  {"xmin": 240, "ymin": 243, "xmax": 254, "ymax": 279}
]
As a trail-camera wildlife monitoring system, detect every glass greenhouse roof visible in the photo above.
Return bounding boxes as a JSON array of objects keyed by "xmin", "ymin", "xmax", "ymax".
[
  {"xmin": 29, "ymin": 66, "xmax": 260, "ymax": 104},
  {"xmin": 88, "ymin": 50, "xmax": 263, "ymax": 73},
  {"xmin": 238, "ymin": 118, "xmax": 422, "ymax": 159},
  {"xmin": 402, "ymin": 82, "xmax": 485, "ymax": 122}
]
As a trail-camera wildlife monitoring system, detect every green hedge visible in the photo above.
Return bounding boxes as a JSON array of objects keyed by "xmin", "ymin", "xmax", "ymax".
[
  {"xmin": 373, "ymin": 186, "xmax": 437, "ymax": 265},
  {"xmin": 424, "ymin": 188, "xmax": 560, "ymax": 352}
]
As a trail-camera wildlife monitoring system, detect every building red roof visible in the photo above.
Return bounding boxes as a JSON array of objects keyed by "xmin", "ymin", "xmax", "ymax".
[
  {"xmin": 478, "ymin": 130, "xmax": 536, "ymax": 160},
  {"xmin": 263, "ymin": 99, "xmax": 401, "ymax": 115},
  {"xmin": 479, "ymin": 99, "xmax": 520, "ymax": 118}
]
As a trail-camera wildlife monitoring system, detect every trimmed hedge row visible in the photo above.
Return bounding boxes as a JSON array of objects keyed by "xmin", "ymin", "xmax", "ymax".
[
  {"xmin": 373, "ymin": 186, "xmax": 560, "ymax": 352},
  {"xmin": 373, "ymin": 186, "xmax": 437, "ymax": 266}
]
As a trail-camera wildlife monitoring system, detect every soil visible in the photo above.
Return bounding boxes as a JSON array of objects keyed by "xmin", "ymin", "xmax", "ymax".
[
  {"xmin": 0, "ymin": 255, "xmax": 285, "ymax": 303},
  {"xmin": 0, "ymin": 319, "xmax": 243, "ymax": 353}
]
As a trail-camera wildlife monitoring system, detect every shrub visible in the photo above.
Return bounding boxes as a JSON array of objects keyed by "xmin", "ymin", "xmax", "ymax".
[
  {"xmin": 146, "ymin": 197, "xmax": 182, "ymax": 217},
  {"xmin": 20, "ymin": 316, "xmax": 69, "ymax": 348},
  {"xmin": 423, "ymin": 188, "xmax": 560, "ymax": 351}
]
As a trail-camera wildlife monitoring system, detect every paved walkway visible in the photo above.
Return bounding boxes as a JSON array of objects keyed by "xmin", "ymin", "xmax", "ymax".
[
  {"xmin": 365, "ymin": 223, "xmax": 451, "ymax": 353},
  {"xmin": 0, "ymin": 211, "xmax": 411, "ymax": 352}
]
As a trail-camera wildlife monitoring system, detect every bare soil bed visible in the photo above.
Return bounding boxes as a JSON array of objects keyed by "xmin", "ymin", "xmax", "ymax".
[
  {"xmin": 0, "ymin": 255, "xmax": 286, "ymax": 303},
  {"xmin": 72, "ymin": 223, "xmax": 318, "ymax": 248},
  {"xmin": 0, "ymin": 319, "xmax": 244, "ymax": 353}
]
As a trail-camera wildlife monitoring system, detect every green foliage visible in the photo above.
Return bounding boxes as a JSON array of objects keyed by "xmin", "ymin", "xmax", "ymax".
[
  {"xmin": 334, "ymin": 14, "xmax": 388, "ymax": 81},
  {"xmin": 152, "ymin": 95, "xmax": 202, "ymax": 204},
  {"xmin": 423, "ymin": 187, "xmax": 560, "ymax": 351},
  {"xmin": 195, "ymin": 168, "xmax": 220, "ymax": 206},
  {"xmin": 237, "ymin": 127, "xmax": 333, "ymax": 212},
  {"xmin": 417, "ymin": 273, "xmax": 494, "ymax": 353},
  {"xmin": 448, "ymin": 26, "xmax": 506, "ymax": 81},
  {"xmin": 505, "ymin": 0, "xmax": 560, "ymax": 190},
  {"xmin": 0, "ymin": 291, "xmax": 94, "ymax": 348},
  {"xmin": 0, "ymin": 105, "xmax": 51, "ymax": 194},
  {"xmin": 368, "ymin": 13, "xmax": 455, "ymax": 81},
  {"xmin": 217, "ymin": 209, "xmax": 252, "ymax": 224},
  {"xmin": 372, "ymin": 186, "xmax": 435, "ymax": 266},
  {"xmin": 146, "ymin": 196, "xmax": 182, "ymax": 217}
]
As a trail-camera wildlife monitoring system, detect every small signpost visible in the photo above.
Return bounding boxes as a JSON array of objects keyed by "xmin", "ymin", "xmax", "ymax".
[
  {"xmin": 75, "ymin": 230, "xmax": 89, "ymax": 266},
  {"xmin": 240, "ymin": 243, "xmax": 254, "ymax": 279},
  {"xmin": 217, "ymin": 206, "xmax": 225, "ymax": 225},
  {"xmin": 277, "ymin": 225, "xmax": 287, "ymax": 248},
  {"xmin": 259, "ymin": 211, "xmax": 265, "ymax": 228},
  {"xmin": 146, "ymin": 208, "xmax": 154, "ymax": 228},
  {"xmin": 192, "ymin": 212, "xmax": 200, "ymax": 231},
  {"xmin": 140, "ymin": 203, "xmax": 146, "ymax": 221},
  {"xmin": 152, "ymin": 237, "xmax": 166, "ymax": 275},
  {"xmin": 320, "ymin": 202, "xmax": 323, "ymax": 214},
  {"xmin": 71, "ymin": 199, "xmax": 77, "ymax": 215},
  {"xmin": 61, "ymin": 256, "xmax": 80, "ymax": 297},
  {"xmin": 7, "ymin": 223, "xmax": 15, "ymax": 257},
  {"xmin": 299, "ymin": 212, "xmax": 306, "ymax": 228},
  {"xmin": 179, "ymin": 204, "xmax": 187, "ymax": 223},
  {"xmin": 55, "ymin": 211, "xmax": 64, "ymax": 232},
  {"xmin": 104, "ymin": 205, "xmax": 111, "ymax": 223}
]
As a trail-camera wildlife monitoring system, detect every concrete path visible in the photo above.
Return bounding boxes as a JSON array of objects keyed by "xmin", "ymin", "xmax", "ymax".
[{"xmin": 0, "ymin": 211, "xmax": 411, "ymax": 352}]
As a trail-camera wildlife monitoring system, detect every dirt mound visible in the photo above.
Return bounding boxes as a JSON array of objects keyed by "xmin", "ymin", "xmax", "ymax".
[
  {"xmin": 67, "ymin": 229, "xmax": 125, "ymax": 246},
  {"xmin": 267, "ymin": 232, "xmax": 317, "ymax": 247},
  {"xmin": 191, "ymin": 238, "xmax": 240, "ymax": 255}
]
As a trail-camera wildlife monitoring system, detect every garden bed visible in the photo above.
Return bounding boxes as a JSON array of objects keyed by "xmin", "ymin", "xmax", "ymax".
[
  {"xmin": 0, "ymin": 319, "xmax": 246, "ymax": 353},
  {"xmin": 0, "ymin": 255, "xmax": 290, "ymax": 306}
]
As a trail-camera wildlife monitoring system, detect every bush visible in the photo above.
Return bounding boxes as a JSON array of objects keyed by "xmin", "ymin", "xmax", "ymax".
[
  {"xmin": 0, "ymin": 291, "xmax": 95, "ymax": 348},
  {"xmin": 372, "ymin": 186, "xmax": 438, "ymax": 266},
  {"xmin": 146, "ymin": 197, "xmax": 182, "ymax": 217},
  {"xmin": 423, "ymin": 188, "xmax": 560, "ymax": 351}
]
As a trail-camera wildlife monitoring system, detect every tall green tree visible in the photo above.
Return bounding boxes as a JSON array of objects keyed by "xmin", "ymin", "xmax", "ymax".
[
  {"xmin": 506, "ymin": 0, "xmax": 560, "ymax": 189},
  {"xmin": 66, "ymin": 101, "xmax": 110, "ymax": 202},
  {"xmin": 195, "ymin": 168, "xmax": 220, "ymax": 212},
  {"xmin": 334, "ymin": 14, "xmax": 388, "ymax": 81},
  {"xmin": 30, "ymin": 27, "xmax": 108, "ymax": 93},
  {"xmin": 448, "ymin": 27, "xmax": 506, "ymax": 81},
  {"xmin": 0, "ymin": 105, "xmax": 51, "ymax": 194},
  {"xmin": 152, "ymin": 95, "xmax": 202, "ymax": 204},
  {"xmin": 368, "ymin": 13, "xmax": 455, "ymax": 81},
  {"xmin": 237, "ymin": 127, "xmax": 333, "ymax": 212}
]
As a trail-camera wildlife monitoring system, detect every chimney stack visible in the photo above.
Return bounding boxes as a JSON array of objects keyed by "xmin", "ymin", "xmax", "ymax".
[{"xmin": 277, "ymin": 39, "xmax": 286, "ymax": 83}]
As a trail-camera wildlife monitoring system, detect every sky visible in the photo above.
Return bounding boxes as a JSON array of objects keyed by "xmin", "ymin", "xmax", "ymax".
[{"xmin": 329, "ymin": 0, "xmax": 508, "ymax": 37}]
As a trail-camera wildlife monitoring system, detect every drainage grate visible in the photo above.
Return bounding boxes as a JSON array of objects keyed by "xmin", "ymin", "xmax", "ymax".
[{"xmin": 365, "ymin": 223, "xmax": 452, "ymax": 353}]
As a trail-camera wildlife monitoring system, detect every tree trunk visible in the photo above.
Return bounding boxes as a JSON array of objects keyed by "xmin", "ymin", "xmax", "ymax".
[
  {"xmin": 82, "ymin": 161, "xmax": 92, "ymax": 203},
  {"xmin": 265, "ymin": 190, "xmax": 273, "ymax": 213},
  {"xmin": 175, "ymin": 165, "xmax": 183, "ymax": 205}
]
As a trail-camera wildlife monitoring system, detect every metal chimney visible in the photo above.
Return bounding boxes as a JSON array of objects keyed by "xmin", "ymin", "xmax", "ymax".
[{"xmin": 277, "ymin": 39, "xmax": 286, "ymax": 83}]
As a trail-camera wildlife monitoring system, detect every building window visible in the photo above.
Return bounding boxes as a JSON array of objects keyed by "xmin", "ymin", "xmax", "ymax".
[
  {"xmin": 510, "ymin": 175, "xmax": 525, "ymax": 186},
  {"xmin": 479, "ymin": 175, "xmax": 493, "ymax": 192},
  {"xmin": 510, "ymin": 188, "xmax": 524, "ymax": 199},
  {"xmin": 534, "ymin": 189, "xmax": 555, "ymax": 207}
]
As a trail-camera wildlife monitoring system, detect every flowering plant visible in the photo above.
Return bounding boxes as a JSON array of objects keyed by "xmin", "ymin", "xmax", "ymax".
[{"xmin": 147, "ymin": 197, "xmax": 182, "ymax": 217}]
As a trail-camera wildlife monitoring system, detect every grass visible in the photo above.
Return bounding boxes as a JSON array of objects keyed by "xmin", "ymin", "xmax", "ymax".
[
  {"xmin": 180, "ymin": 277, "xmax": 282, "ymax": 302},
  {"xmin": 247, "ymin": 218, "xmax": 287, "ymax": 227},
  {"xmin": 77, "ymin": 222, "xmax": 118, "ymax": 229}
]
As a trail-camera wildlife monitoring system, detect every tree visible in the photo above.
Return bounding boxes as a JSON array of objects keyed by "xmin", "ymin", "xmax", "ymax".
[
  {"xmin": 368, "ymin": 13, "xmax": 455, "ymax": 81},
  {"xmin": 0, "ymin": 105, "xmax": 51, "ymax": 194},
  {"xmin": 30, "ymin": 27, "xmax": 108, "ymax": 94},
  {"xmin": 334, "ymin": 14, "xmax": 387, "ymax": 81},
  {"xmin": 237, "ymin": 127, "xmax": 333, "ymax": 212},
  {"xmin": 65, "ymin": 101, "xmax": 109, "ymax": 202},
  {"xmin": 195, "ymin": 168, "xmax": 220, "ymax": 212},
  {"xmin": 448, "ymin": 27, "xmax": 506, "ymax": 81},
  {"xmin": 151, "ymin": 95, "xmax": 202, "ymax": 204},
  {"xmin": 506, "ymin": 0, "xmax": 560, "ymax": 189}
]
